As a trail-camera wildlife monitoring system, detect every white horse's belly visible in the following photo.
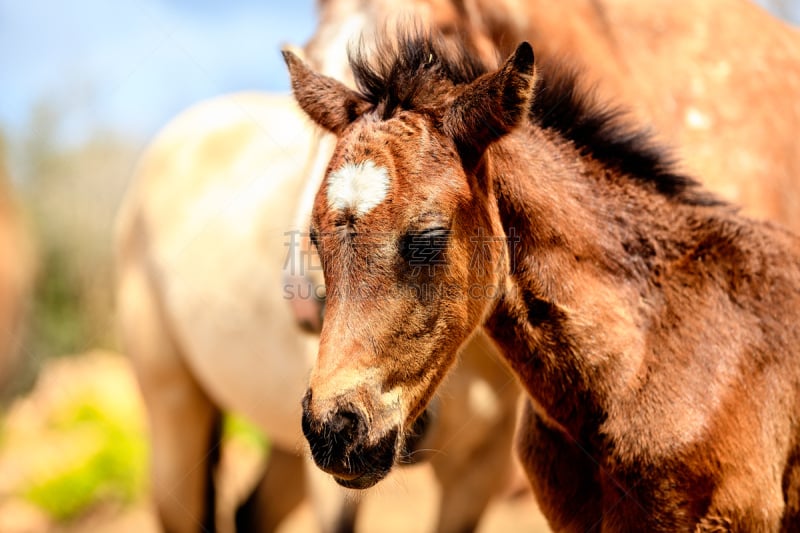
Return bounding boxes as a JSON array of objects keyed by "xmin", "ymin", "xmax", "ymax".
[
  {"xmin": 163, "ymin": 171, "xmax": 314, "ymax": 450},
  {"xmin": 141, "ymin": 93, "xmax": 318, "ymax": 450},
  {"xmin": 169, "ymin": 277, "xmax": 315, "ymax": 450}
]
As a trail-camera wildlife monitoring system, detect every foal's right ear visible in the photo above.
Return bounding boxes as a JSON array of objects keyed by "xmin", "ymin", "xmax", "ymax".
[
  {"xmin": 443, "ymin": 42, "xmax": 536, "ymax": 157},
  {"xmin": 282, "ymin": 49, "xmax": 371, "ymax": 135}
]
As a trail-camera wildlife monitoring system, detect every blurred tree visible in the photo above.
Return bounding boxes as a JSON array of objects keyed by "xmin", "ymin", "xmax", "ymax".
[
  {"xmin": 18, "ymin": 100, "xmax": 138, "ymax": 361},
  {"xmin": 0, "ymin": 127, "xmax": 35, "ymax": 403}
]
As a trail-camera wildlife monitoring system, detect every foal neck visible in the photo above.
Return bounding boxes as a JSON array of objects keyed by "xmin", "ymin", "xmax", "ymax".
[{"xmin": 483, "ymin": 125, "xmax": 725, "ymax": 435}]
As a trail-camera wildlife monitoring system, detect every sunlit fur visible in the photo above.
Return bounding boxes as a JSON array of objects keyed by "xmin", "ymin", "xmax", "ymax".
[{"xmin": 287, "ymin": 27, "xmax": 800, "ymax": 531}]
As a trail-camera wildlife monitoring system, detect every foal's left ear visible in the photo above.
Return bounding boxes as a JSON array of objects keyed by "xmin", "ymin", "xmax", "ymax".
[
  {"xmin": 282, "ymin": 49, "xmax": 371, "ymax": 135},
  {"xmin": 443, "ymin": 42, "xmax": 536, "ymax": 157}
]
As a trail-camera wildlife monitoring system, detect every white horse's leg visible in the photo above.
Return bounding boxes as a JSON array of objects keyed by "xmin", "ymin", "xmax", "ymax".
[
  {"xmin": 428, "ymin": 332, "xmax": 520, "ymax": 533},
  {"xmin": 304, "ymin": 457, "xmax": 358, "ymax": 533},
  {"xmin": 118, "ymin": 257, "xmax": 222, "ymax": 533},
  {"xmin": 430, "ymin": 424, "xmax": 516, "ymax": 533},
  {"xmin": 234, "ymin": 446, "xmax": 306, "ymax": 532}
]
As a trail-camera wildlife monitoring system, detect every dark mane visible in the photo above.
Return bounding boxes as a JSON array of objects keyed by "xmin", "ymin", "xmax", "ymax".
[
  {"xmin": 529, "ymin": 60, "xmax": 721, "ymax": 206},
  {"xmin": 349, "ymin": 27, "xmax": 490, "ymax": 118},
  {"xmin": 348, "ymin": 28, "xmax": 722, "ymax": 206}
]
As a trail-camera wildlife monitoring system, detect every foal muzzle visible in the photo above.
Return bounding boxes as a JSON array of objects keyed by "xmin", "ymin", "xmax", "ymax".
[{"xmin": 301, "ymin": 390, "xmax": 432, "ymax": 489}]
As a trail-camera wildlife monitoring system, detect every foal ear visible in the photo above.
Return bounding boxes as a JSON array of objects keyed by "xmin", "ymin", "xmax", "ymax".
[
  {"xmin": 444, "ymin": 42, "xmax": 536, "ymax": 156},
  {"xmin": 282, "ymin": 49, "xmax": 371, "ymax": 135}
]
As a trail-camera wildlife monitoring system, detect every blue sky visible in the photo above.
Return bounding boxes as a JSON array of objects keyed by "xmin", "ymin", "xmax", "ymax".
[
  {"xmin": 1, "ymin": 1, "xmax": 797, "ymax": 149},
  {"xmin": 0, "ymin": 0, "xmax": 316, "ymax": 145}
]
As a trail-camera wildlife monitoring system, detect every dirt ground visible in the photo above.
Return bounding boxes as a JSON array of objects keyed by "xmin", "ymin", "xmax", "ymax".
[
  {"xmin": 216, "ymin": 440, "xmax": 551, "ymax": 533},
  {"xmin": 46, "ymin": 467, "xmax": 550, "ymax": 533},
  {"xmin": 0, "ymin": 352, "xmax": 551, "ymax": 532},
  {"xmin": 277, "ymin": 469, "xmax": 550, "ymax": 533},
  {"xmin": 65, "ymin": 467, "xmax": 550, "ymax": 533}
]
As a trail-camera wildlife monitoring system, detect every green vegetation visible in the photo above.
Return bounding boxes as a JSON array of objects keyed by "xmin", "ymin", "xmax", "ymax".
[
  {"xmin": 223, "ymin": 413, "xmax": 270, "ymax": 454},
  {"xmin": 20, "ymin": 389, "xmax": 148, "ymax": 521},
  {"xmin": 3, "ymin": 376, "xmax": 268, "ymax": 524}
]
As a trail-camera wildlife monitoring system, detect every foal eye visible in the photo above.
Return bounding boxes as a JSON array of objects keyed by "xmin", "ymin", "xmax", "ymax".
[{"xmin": 399, "ymin": 227, "xmax": 450, "ymax": 273}]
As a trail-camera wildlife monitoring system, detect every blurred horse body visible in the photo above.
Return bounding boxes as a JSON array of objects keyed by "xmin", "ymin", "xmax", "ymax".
[{"xmin": 115, "ymin": 92, "xmax": 520, "ymax": 533}]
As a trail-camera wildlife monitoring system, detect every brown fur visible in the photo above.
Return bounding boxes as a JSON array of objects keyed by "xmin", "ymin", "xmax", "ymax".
[{"xmin": 286, "ymin": 29, "xmax": 800, "ymax": 531}]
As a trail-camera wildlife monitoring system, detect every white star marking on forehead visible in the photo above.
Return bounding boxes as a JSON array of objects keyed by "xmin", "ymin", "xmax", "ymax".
[{"xmin": 326, "ymin": 160, "xmax": 390, "ymax": 216}]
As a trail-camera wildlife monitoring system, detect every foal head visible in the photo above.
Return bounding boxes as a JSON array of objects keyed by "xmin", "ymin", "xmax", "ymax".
[{"xmin": 284, "ymin": 32, "xmax": 534, "ymax": 488}]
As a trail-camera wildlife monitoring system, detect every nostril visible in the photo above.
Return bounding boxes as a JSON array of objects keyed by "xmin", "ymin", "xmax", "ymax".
[{"xmin": 329, "ymin": 410, "xmax": 361, "ymax": 441}]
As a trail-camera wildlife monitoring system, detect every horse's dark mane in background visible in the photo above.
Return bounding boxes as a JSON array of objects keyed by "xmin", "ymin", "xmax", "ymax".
[{"xmin": 348, "ymin": 26, "xmax": 722, "ymax": 207}]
